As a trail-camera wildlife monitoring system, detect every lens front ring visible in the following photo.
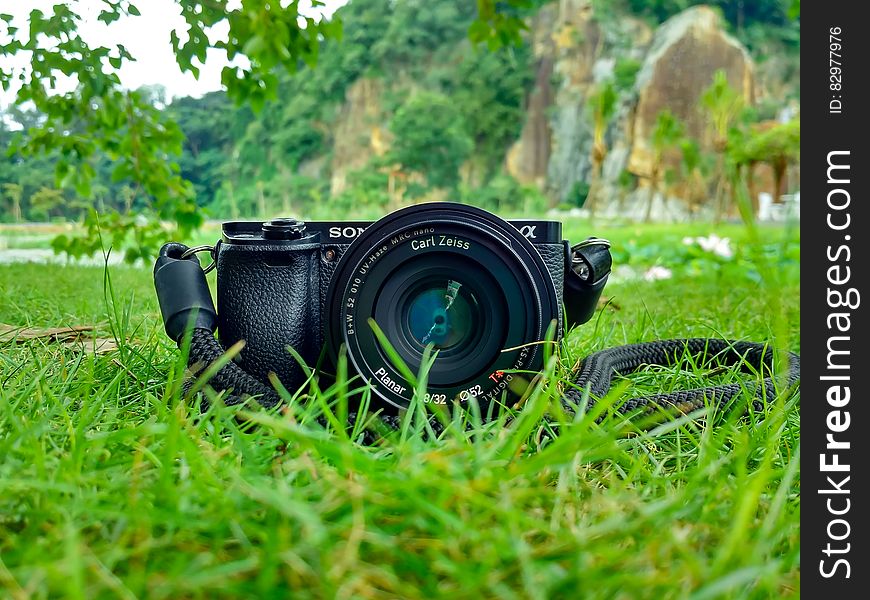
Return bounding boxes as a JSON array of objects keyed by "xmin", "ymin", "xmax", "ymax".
[{"xmin": 325, "ymin": 203, "xmax": 559, "ymax": 409}]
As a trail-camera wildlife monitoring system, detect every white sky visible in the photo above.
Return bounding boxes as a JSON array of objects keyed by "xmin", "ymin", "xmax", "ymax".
[{"xmin": 0, "ymin": 0, "xmax": 347, "ymax": 109}]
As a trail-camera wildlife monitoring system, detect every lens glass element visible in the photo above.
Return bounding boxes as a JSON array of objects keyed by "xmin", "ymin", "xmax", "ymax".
[{"xmin": 406, "ymin": 280, "xmax": 477, "ymax": 350}]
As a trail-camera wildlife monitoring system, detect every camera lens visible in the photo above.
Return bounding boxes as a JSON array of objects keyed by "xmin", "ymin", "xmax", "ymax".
[{"xmin": 325, "ymin": 203, "xmax": 559, "ymax": 410}]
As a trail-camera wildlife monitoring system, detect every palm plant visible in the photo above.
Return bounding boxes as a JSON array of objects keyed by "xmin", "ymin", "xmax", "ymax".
[
  {"xmin": 646, "ymin": 110, "xmax": 684, "ymax": 222},
  {"xmin": 700, "ymin": 70, "xmax": 746, "ymax": 222},
  {"xmin": 585, "ymin": 80, "xmax": 618, "ymax": 217}
]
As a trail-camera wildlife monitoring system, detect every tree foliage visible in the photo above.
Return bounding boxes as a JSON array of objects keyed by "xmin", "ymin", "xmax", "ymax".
[
  {"xmin": 622, "ymin": 0, "xmax": 799, "ymax": 46},
  {"xmin": 0, "ymin": 0, "xmax": 342, "ymax": 260},
  {"xmin": 1, "ymin": 3, "xmax": 198, "ymax": 254},
  {"xmin": 447, "ymin": 44, "xmax": 534, "ymax": 179},
  {"xmin": 733, "ymin": 118, "xmax": 800, "ymax": 202},
  {"xmin": 165, "ymin": 92, "xmax": 241, "ymax": 206},
  {"xmin": 388, "ymin": 92, "xmax": 474, "ymax": 193}
]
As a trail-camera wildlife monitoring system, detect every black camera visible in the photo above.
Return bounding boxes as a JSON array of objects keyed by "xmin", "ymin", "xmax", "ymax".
[{"xmin": 156, "ymin": 202, "xmax": 611, "ymax": 410}]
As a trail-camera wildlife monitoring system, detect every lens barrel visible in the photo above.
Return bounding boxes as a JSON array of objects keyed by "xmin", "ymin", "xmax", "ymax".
[{"xmin": 325, "ymin": 203, "xmax": 559, "ymax": 409}]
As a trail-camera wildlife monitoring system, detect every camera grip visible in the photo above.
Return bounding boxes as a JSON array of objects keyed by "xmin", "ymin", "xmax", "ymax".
[{"xmin": 216, "ymin": 243, "xmax": 321, "ymax": 390}]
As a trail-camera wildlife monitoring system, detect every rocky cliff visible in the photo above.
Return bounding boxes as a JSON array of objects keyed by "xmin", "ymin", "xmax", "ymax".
[{"xmin": 327, "ymin": 3, "xmax": 794, "ymax": 219}]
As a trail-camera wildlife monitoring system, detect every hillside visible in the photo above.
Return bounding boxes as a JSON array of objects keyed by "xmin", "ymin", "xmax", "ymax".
[{"xmin": 0, "ymin": 0, "xmax": 800, "ymax": 224}]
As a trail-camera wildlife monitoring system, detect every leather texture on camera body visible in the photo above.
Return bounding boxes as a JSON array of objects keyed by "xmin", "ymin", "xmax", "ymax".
[
  {"xmin": 534, "ymin": 241, "xmax": 566, "ymax": 338},
  {"xmin": 318, "ymin": 243, "xmax": 351, "ymax": 317},
  {"xmin": 217, "ymin": 242, "xmax": 321, "ymax": 390}
]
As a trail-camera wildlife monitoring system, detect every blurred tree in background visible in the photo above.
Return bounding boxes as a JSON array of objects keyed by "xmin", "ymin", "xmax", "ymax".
[
  {"xmin": 388, "ymin": 91, "xmax": 474, "ymax": 196},
  {"xmin": 1, "ymin": 0, "xmax": 341, "ymax": 261}
]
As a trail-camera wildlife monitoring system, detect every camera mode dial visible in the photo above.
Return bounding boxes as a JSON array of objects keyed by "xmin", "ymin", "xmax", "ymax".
[{"xmin": 262, "ymin": 218, "xmax": 307, "ymax": 240}]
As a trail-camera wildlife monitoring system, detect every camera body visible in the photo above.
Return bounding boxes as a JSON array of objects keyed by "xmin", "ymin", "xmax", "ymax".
[{"xmin": 213, "ymin": 203, "xmax": 610, "ymax": 409}]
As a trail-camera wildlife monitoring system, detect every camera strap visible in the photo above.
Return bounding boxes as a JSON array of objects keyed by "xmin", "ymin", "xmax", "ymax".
[{"xmin": 155, "ymin": 242, "xmax": 800, "ymax": 431}]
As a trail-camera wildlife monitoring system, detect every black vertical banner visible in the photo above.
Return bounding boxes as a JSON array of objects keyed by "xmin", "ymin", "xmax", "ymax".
[{"xmin": 803, "ymin": 2, "xmax": 869, "ymax": 596}]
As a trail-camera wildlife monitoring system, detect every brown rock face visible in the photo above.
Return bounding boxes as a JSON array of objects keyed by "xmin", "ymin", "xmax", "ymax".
[
  {"xmin": 505, "ymin": 55, "xmax": 554, "ymax": 185},
  {"xmin": 330, "ymin": 78, "xmax": 388, "ymax": 196},
  {"xmin": 627, "ymin": 5, "xmax": 754, "ymax": 179}
]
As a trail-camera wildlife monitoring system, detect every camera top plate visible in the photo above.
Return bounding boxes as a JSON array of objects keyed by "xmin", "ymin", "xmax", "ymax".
[{"xmin": 222, "ymin": 218, "xmax": 562, "ymax": 246}]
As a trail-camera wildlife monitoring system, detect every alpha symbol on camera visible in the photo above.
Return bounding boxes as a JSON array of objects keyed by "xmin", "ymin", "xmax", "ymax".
[{"xmin": 519, "ymin": 225, "xmax": 537, "ymax": 239}]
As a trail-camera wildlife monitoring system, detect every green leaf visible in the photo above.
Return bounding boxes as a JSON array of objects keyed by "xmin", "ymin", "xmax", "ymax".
[
  {"xmin": 97, "ymin": 10, "xmax": 120, "ymax": 25},
  {"xmin": 468, "ymin": 20, "xmax": 489, "ymax": 44},
  {"xmin": 169, "ymin": 29, "xmax": 180, "ymax": 53},
  {"xmin": 367, "ymin": 318, "xmax": 418, "ymax": 388},
  {"xmin": 241, "ymin": 35, "xmax": 266, "ymax": 58}
]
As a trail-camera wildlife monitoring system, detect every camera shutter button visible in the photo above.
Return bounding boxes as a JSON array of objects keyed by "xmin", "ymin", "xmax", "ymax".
[{"xmin": 262, "ymin": 218, "xmax": 307, "ymax": 240}]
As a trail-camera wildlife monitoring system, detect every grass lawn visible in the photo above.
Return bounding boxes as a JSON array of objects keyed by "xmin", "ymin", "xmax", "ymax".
[{"xmin": 0, "ymin": 219, "xmax": 800, "ymax": 599}]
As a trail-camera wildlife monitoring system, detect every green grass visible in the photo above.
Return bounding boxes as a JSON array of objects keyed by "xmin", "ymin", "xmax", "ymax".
[{"xmin": 0, "ymin": 220, "xmax": 799, "ymax": 599}]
